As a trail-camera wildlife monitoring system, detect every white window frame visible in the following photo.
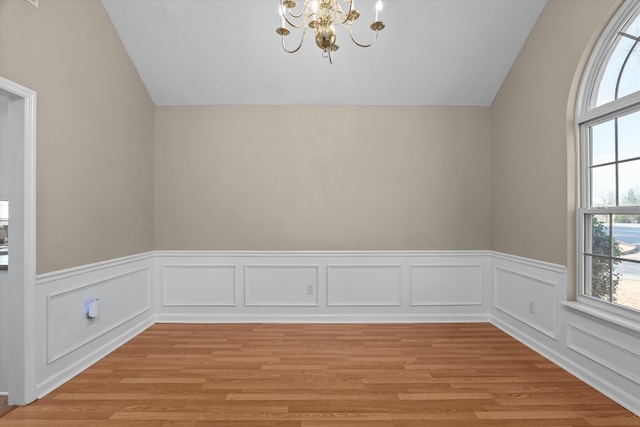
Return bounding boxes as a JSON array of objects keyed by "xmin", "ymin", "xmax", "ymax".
[{"xmin": 576, "ymin": 0, "xmax": 640, "ymax": 320}]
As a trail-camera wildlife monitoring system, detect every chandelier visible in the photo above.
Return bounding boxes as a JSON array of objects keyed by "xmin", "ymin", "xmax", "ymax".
[{"xmin": 276, "ymin": 0, "xmax": 385, "ymax": 64}]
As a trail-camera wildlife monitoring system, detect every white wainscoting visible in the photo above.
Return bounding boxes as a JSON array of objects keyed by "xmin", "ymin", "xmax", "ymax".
[
  {"xmin": 493, "ymin": 265, "xmax": 558, "ymax": 339},
  {"xmin": 154, "ymin": 251, "xmax": 492, "ymax": 323},
  {"xmin": 35, "ymin": 253, "xmax": 154, "ymax": 398},
  {"xmin": 562, "ymin": 303, "xmax": 640, "ymax": 415},
  {"xmin": 29, "ymin": 250, "xmax": 639, "ymax": 416},
  {"xmin": 46, "ymin": 267, "xmax": 151, "ymax": 363},
  {"xmin": 566, "ymin": 323, "xmax": 640, "ymax": 386},
  {"xmin": 489, "ymin": 252, "xmax": 640, "ymax": 417}
]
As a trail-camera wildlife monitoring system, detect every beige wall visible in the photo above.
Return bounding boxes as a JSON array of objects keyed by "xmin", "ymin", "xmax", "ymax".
[
  {"xmin": 1, "ymin": 0, "xmax": 625, "ymax": 272},
  {"xmin": 155, "ymin": 106, "xmax": 491, "ymax": 251},
  {"xmin": 490, "ymin": 0, "xmax": 620, "ymax": 268},
  {"xmin": 0, "ymin": 0, "xmax": 155, "ymax": 273}
]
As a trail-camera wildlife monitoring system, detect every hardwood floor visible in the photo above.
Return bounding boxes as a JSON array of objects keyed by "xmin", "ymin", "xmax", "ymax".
[
  {"xmin": 0, "ymin": 395, "xmax": 16, "ymax": 417},
  {"xmin": 2, "ymin": 323, "xmax": 638, "ymax": 426}
]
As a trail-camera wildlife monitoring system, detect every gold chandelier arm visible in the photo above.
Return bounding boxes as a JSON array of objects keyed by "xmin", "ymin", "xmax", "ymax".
[
  {"xmin": 286, "ymin": 9, "xmax": 305, "ymax": 19},
  {"xmin": 280, "ymin": 0, "xmax": 319, "ymax": 27},
  {"xmin": 282, "ymin": 6, "xmax": 310, "ymax": 30},
  {"xmin": 280, "ymin": 0, "xmax": 305, "ymax": 19},
  {"xmin": 283, "ymin": 15, "xmax": 307, "ymax": 29},
  {"xmin": 346, "ymin": 24, "xmax": 380, "ymax": 48},
  {"xmin": 337, "ymin": 0, "xmax": 353, "ymax": 25},
  {"xmin": 281, "ymin": 27, "xmax": 307, "ymax": 53}
]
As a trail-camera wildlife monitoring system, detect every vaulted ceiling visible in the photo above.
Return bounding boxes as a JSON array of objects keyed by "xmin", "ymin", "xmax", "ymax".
[{"xmin": 101, "ymin": 0, "xmax": 547, "ymax": 106}]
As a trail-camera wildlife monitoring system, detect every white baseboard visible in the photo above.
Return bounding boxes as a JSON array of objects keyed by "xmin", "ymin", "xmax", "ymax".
[{"xmin": 155, "ymin": 313, "xmax": 491, "ymax": 324}]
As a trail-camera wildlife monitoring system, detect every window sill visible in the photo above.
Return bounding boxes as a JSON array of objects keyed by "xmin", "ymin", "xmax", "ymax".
[{"xmin": 561, "ymin": 301, "xmax": 640, "ymax": 335}]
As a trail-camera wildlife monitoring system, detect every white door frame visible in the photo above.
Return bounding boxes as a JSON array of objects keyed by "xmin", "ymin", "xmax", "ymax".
[{"xmin": 0, "ymin": 77, "xmax": 37, "ymax": 405}]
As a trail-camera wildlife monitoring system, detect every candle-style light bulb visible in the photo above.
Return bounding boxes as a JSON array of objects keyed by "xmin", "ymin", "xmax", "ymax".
[
  {"xmin": 279, "ymin": 4, "xmax": 285, "ymax": 26},
  {"xmin": 375, "ymin": 0, "xmax": 382, "ymax": 21}
]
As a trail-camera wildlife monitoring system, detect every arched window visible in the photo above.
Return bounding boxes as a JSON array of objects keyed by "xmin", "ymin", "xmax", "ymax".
[{"xmin": 577, "ymin": 0, "xmax": 640, "ymax": 317}]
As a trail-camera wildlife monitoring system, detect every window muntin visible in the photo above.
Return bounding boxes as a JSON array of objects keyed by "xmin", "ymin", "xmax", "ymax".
[
  {"xmin": 583, "ymin": 214, "xmax": 640, "ymax": 311},
  {"xmin": 587, "ymin": 108, "xmax": 640, "ymax": 208},
  {"xmin": 578, "ymin": 1, "xmax": 640, "ymax": 316},
  {"xmin": 595, "ymin": 13, "xmax": 640, "ymax": 106}
]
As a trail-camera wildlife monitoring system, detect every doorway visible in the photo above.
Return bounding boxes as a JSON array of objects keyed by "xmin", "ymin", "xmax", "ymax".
[{"xmin": 0, "ymin": 77, "xmax": 37, "ymax": 406}]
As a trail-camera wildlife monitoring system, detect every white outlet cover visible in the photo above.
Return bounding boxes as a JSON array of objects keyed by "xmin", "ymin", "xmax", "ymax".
[{"xmin": 26, "ymin": 0, "xmax": 38, "ymax": 8}]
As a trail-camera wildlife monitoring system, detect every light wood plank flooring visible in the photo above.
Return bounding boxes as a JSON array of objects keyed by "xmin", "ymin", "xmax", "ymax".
[{"xmin": 2, "ymin": 323, "xmax": 639, "ymax": 426}]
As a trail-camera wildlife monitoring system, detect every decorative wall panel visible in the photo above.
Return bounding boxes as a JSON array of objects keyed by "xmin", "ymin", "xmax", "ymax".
[
  {"xmin": 163, "ymin": 265, "xmax": 236, "ymax": 306},
  {"xmin": 494, "ymin": 266, "xmax": 557, "ymax": 339},
  {"xmin": 245, "ymin": 265, "xmax": 319, "ymax": 306},
  {"xmin": 327, "ymin": 265, "xmax": 401, "ymax": 306},
  {"xmin": 410, "ymin": 264, "xmax": 483, "ymax": 306}
]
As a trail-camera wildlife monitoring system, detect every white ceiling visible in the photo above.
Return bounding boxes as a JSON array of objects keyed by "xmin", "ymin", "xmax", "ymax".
[{"xmin": 101, "ymin": 0, "xmax": 546, "ymax": 106}]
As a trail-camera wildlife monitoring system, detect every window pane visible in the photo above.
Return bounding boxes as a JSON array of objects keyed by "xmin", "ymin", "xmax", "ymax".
[
  {"xmin": 619, "ymin": 159, "xmax": 640, "ymax": 206},
  {"xmin": 618, "ymin": 110, "xmax": 640, "ymax": 161},
  {"xmin": 613, "ymin": 260, "xmax": 640, "ymax": 311},
  {"xmin": 625, "ymin": 13, "xmax": 640, "ymax": 37},
  {"xmin": 587, "ymin": 255, "xmax": 613, "ymax": 302},
  {"xmin": 590, "ymin": 215, "xmax": 611, "ymax": 255},
  {"xmin": 591, "ymin": 164, "xmax": 616, "ymax": 207},
  {"xmin": 612, "ymin": 218, "xmax": 640, "ymax": 255},
  {"xmin": 591, "ymin": 119, "xmax": 616, "ymax": 165},
  {"xmin": 596, "ymin": 36, "xmax": 636, "ymax": 106},
  {"xmin": 617, "ymin": 40, "xmax": 640, "ymax": 99}
]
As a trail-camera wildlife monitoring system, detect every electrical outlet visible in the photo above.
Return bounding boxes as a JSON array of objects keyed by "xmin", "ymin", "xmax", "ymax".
[
  {"xmin": 25, "ymin": 0, "xmax": 38, "ymax": 8},
  {"xmin": 528, "ymin": 300, "xmax": 535, "ymax": 314},
  {"xmin": 307, "ymin": 283, "xmax": 314, "ymax": 294}
]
